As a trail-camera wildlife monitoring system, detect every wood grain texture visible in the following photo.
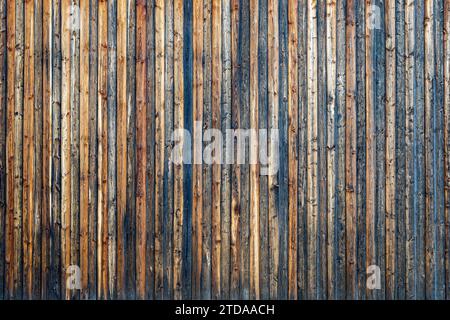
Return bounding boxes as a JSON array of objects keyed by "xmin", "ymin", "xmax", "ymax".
[
  {"xmin": 0, "ymin": 0, "xmax": 449, "ymax": 300},
  {"xmin": 0, "ymin": 0, "xmax": 6, "ymax": 302}
]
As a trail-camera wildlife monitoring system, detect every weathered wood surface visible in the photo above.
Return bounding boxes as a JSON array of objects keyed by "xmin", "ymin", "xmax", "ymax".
[{"xmin": 0, "ymin": 0, "xmax": 450, "ymax": 300}]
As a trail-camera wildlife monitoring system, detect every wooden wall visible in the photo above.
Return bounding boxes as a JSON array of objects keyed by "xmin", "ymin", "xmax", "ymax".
[{"xmin": 0, "ymin": 0, "xmax": 449, "ymax": 300}]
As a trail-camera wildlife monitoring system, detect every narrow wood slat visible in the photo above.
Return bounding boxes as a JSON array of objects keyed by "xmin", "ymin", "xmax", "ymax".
[
  {"xmin": 16, "ymin": 0, "xmax": 26, "ymax": 298},
  {"xmin": 88, "ymin": 0, "xmax": 99, "ymax": 299},
  {"xmin": 258, "ymin": 0, "xmax": 270, "ymax": 300},
  {"xmin": 297, "ymin": 0, "xmax": 308, "ymax": 300},
  {"xmin": 432, "ymin": 0, "xmax": 447, "ymax": 300},
  {"xmin": 192, "ymin": 0, "xmax": 203, "ymax": 300},
  {"xmin": 126, "ymin": 0, "xmax": 136, "ymax": 300},
  {"xmin": 355, "ymin": 0, "xmax": 366, "ymax": 300},
  {"xmin": 345, "ymin": 0, "xmax": 357, "ymax": 300},
  {"xmin": 211, "ymin": 0, "xmax": 222, "ymax": 300},
  {"xmin": 424, "ymin": 0, "xmax": 436, "ymax": 299},
  {"xmin": 376, "ymin": 0, "xmax": 387, "ymax": 298},
  {"xmin": 163, "ymin": 0, "xmax": 174, "ymax": 300},
  {"xmin": 173, "ymin": 0, "xmax": 184, "ymax": 300},
  {"xmin": 154, "ymin": 0, "xmax": 165, "ymax": 300},
  {"xmin": 415, "ymin": 0, "xmax": 426, "ymax": 299},
  {"xmin": 444, "ymin": 0, "xmax": 450, "ymax": 300},
  {"xmin": 316, "ymin": 0, "xmax": 327, "ymax": 300},
  {"xmin": 5, "ymin": 0, "xmax": 16, "ymax": 299},
  {"xmin": 33, "ymin": 0, "xmax": 44, "ymax": 299},
  {"xmin": 405, "ymin": 0, "xmax": 416, "ymax": 299},
  {"xmin": 70, "ymin": 0, "xmax": 80, "ymax": 300},
  {"xmin": 41, "ymin": 0, "xmax": 52, "ymax": 300},
  {"xmin": 230, "ymin": 0, "xmax": 240, "ymax": 300},
  {"xmin": 0, "ymin": 0, "xmax": 6, "ymax": 302},
  {"xmin": 145, "ymin": 0, "xmax": 155, "ymax": 300},
  {"xmin": 97, "ymin": 0, "xmax": 108, "ymax": 300},
  {"xmin": 135, "ymin": 0, "xmax": 147, "ymax": 300},
  {"xmin": 221, "ymin": 0, "xmax": 232, "ymax": 300},
  {"xmin": 385, "ymin": 0, "xmax": 396, "ymax": 300},
  {"xmin": 394, "ymin": 0, "xmax": 406, "ymax": 300},
  {"xmin": 202, "ymin": 0, "xmax": 212, "ymax": 300},
  {"xmin": 306, "ymin": 0, "xmax": 318, "ymax": 299},
  {"xmin": 181, "ymin": 0, "xmax": 193, "ymax": 299},
  {"xmin": 79, "ymin": 0, "xmax": 90, "ymax": 300},
  {"xmin": 278, "ymin": 0, "xmax": 288, "ymax": 299},
  {"xmin": 51, "ymin": 0, "xmax": 62, "ymax": 299},
  {"xmin": 116, "ymin": 0, "xmax": 127, "ymax": 300},
  {"xmin": 23, "ymin": 0, "xmax": 35, "ymax": 299},
  {"xmin": 267, "ymin": 0, "xmax": 279, "ymax": 299},
  {"xmin": 326, "ymin": 0, "xmax": 337, "ymax": 300},
  {"xmin": 249, "ymin": 0, "xmax": 259, "ymax": 301},
  {"xmin": 287, "ymin": 0, "xmax": 298, "ymax": 300},
  {"xmin": 107, "ymin": 0, "xmax": 117, "ymax": 300},
  {"xmin": 335, "ymin": 0, "xmax": 347, "ymax": 300}
]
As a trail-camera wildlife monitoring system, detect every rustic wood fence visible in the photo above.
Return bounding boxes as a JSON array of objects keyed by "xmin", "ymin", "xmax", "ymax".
[{"xmin": 0, "ymin": 0, "xmax": 449, "ymax": 300}]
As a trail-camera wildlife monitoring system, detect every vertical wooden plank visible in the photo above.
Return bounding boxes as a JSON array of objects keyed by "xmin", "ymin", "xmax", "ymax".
[
  {"xmin": 69, "ymin": 0, "xmax": 80, "ymax": 300},
  {"xmin": 385, "ymin": 0, "xmax": 396, "ymax": 300},
  {"xmin": 230, "ymin": 0, "xmax": 240, "ymax": 300},
  {"xmin": 297, "ymin": 0, "xmax": 308, "ymax": 300},
  {"xmin": 202, "ymin": 0, "xmax": 212, "ymax": 300},
  {"xmin": 278, "ymin": 0, "xmax": 288, "ymax": 300},
  {"xmin": 116, "ymin": 0, "xmax": 127, "ymax": 300},
  {"xmin": 145, "ymin": 0, "xmax": 155, "ymax": 300},
  {"xmin": 267, "ymin": 0, "xmax": 279, "ymax": 299},
  {"xmin": 88, "ymin": 0, "xmax": 98, "ymax": 299},
  {"xmin": 163, "ymin": 0, "xmax": 174, "ymax": 300},
  {"xmin": 135, "ymin": 0, "xmax": 147, "ymax": 299},
  {"xmin": 365, "ymin": 0, "xmax": 376, "ymax": 300},
  {"xmin": 335, "ymin": 0, "xmax": 347, "ymax": 300},
  {"xmin": 50, "ymin": 0, "xmax": 62, "ymax": 300},
  {"xmin": 192, "ymin": 0, "xmax": 203, "ymax": 300},
  {"xmin": 376, "ymin": 0, "xmax": 387, "ymax": 299},
  {"xmin": 173, "ymin": 0, "xmax": 184, "ymax": 300},
  {"xmin": 306, "ymin": 0, "xmax": 318, "ymax": 299},
  {"xmin": 154, "ymin": 0, "xmax": 165, "ymax": 300},
  {"xmin": 107, "ymin": 0, "xmax": 117, "ymax": 299},
  {"xmin": 5, "ymin": 0, "xmax": 15, "ymax": 300},
  {"xmin": 41, "ymin": 0, "xmax": 52, "ymax": 300},
  {"xmin": 287, "ymin": 0, "xmax": 298, "ymax": 300},
  {"xmin": 97, "ymin": 0, "xmax": 108, "ymax": 300},
  {"xmin": 126, "ymin": 0, "xmax": 136, "ymax": 300},
  {"xmin": 23, "ymin": 0, "xmax": 35, "ymax": 300},
  {"xmin": 345, "ymin": 0, "xmax": 357, "ymax": 300},
  {"xmin": 316, "ymin": 0, "xmax": 327, "ymax": 300},
  {"xmin": 444, "ymin": 0, "xmax": 450, "ymax": 301},
  {"xmin": 221, "ymin": 0, "xmax": 232, "ymax": 300},
  {"xmin": 415, "ymin": 0, "xmax": 426, "ymax": 299},
  {"xmin": 433, "ymin": 0, "xmax": 446, "ymax": 300},
  {"xmin": 424, "ymin": 0, "xmax": 436, "ymax": 299},
  {"xmin": 79, "ymin": 0, "xmax": 89, "ymax": 300},
  {"xmin": 182, "ymin": 0, "xmax": 192, "ymax": 299},
  {"xmin": 249, "ymin": 0, "xmax": 259, "ymax": 301},
  {"xmin": 395, "ymin": 0, "xmax": 406, "ymax": 300},
  {"xmin": 61, "ymin": 0, "xmax": 72, "ymax": 300},
  {"xmin": 405, "ymin": 0, "xmax": 417, "ymax": 299},
  {"xmin": 0, "ymin": 0, "xmax": 6, "ymax": 301},
  {"xmin": 355, "ymin": 0, "xmax": 366, "ymax": 300},
  {"xmin": 239, "ymin": 0, "xmax": 251, "ymax": 300},
  {"xmin": 258, "ymin": 0, "xmax": 269, "ymax": 300},
  {"xmin": 33, "ymin": 0, "xmax": 43, "ymax": 299},
  {"xmin": 14, "ymin": 0, "xmax": 24, "ymax": 299},
  {"xmin": 212, "ymin": 0, "xmax": 222, "ymax": 300},
  {"xmin": 366, "ymin": 0, "xmax": 386, "ymax": 300},
  {"xmin": 326, "ymin": 0, "xmax": 337, "ymax": 300}
]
